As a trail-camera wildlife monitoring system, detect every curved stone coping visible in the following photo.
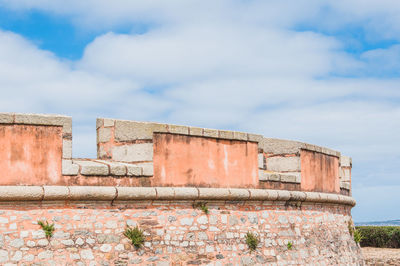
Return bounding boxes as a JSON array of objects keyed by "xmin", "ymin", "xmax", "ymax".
[{"xmin": 0, "ymin": 186, "xmax": 356, "ymax": 206}]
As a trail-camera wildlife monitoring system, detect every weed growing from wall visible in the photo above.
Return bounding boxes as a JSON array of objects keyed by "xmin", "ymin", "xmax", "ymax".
[
  {"xmin": 353, "ymin": 229, "xmax": 363, "ymax": 244},
  {"xmin": 37, "ymin": 220, "xmax": 55, "ymax": 239},
  {"xmin": 193, "ymin": 202, "xmax": 209, "ymax": 214},
  {"xmin": 124, "ymin": 225, "xmax": 145, "ymax": 248},
  {"xmin": 245, "ymin": 232, "xmax": 259, "ymax": 252},
  {"xmin": 348, "ymin": 220, "xmax": 355, "ymax": 236},
  {"xmin": 287, "ymin": 241, "xmax": 293, "ymax": 250}
]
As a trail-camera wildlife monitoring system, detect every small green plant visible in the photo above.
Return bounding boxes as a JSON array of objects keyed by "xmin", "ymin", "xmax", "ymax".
[
  {"xmin": 194, "ymin": 202, "xmax": 209, "ymax": 214},
  {"xmin": 245, "ymin": 232, "xmax": 259, "ymax": 252},
  {"xmin": 37, "ymin": 220, "xmax": 55, "ymax": 239},
  {"xmin": 353, "ymin": 229, "xmax": 363, "ymax": 244},
  {"xmin": 124, "ymin": 225, "xmax": 145, "ymax": 248},
  {"xmin": 348, "ymin": 220, "xmax": 355, "ymax": 236},
  {"xmin": 287, "ymin": 241, "xmax": 293, "ymax": 250}
]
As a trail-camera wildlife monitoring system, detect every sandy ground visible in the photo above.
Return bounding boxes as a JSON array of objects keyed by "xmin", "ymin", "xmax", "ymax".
[{"xmin": 362, "ymin": 247, "xmax": 400, "ymax": 265}]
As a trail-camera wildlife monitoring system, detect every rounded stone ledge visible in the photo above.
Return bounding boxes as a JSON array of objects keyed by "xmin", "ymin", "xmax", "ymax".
[
  {"xmin": 173, "ymin": 187, "xmax": 199, "ymax": 200},
  {"xmin": 116, "ymin": 187, "xmax": 157, "ymax": 200},
  {"xmin": 228, "ymin": 188, "xmax": 250, "ymax": 200},
  {"xmin": 155, "ymin": 187, "xmax": 176, "ymax": 200},
  {"xmin": 68, "ymin": 186, "xmax": 116, "ymax": 201},
  {"xmin": 248, "ymin": 189, "xmax": 279, "ymax": 201},
  {"xmin": 0, "ymin": 186, "xmax": 356, "ymax": 206},
  {"xmin": 43, "ymin": 186, "xmax": 69, "ymax": 200},
  {"xmin": 198, "ymin": 188, "xmax": 231, "ymax": 200},
  {"xmin": 319, "ymin": 193, "xmax": 340, "ymax": 203},
  {"xmin": 304, "ymin": 192, "xmax": 322, "ymax": 202},
  {"xmin": 0, "ymin": 186, "xmax": 43, "ymax": 201},
  {"xmin": 289, "ymin": 191, "xmax": 307, "ymax": 201}
]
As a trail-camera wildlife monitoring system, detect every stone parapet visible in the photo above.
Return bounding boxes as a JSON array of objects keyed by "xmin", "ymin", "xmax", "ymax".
[{"xmin": 0, "ymin": 113, "xmax": 353, "ymax": 195}]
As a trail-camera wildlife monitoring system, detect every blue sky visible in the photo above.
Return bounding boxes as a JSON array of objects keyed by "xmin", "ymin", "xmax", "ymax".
[{"xmin": 0, "ymin": 1, "xmax": 399, "ymax": 222}]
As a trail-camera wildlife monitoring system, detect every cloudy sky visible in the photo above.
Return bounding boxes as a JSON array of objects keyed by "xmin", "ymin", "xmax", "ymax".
[{"xmin": 0, "ymin": 0, "xmax": 399, "ymax": 222}]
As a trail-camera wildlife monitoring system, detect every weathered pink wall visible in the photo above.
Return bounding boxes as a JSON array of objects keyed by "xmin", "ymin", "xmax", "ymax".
[
  {"xmin": 0, "ymin": 124, "xmax": 62, "ymax": 185},
  {"xmin": 153, "ymin": 133, "xmax": 258, "ymax": 187},
  {"xmin": 300, "ymin": 150, "xmax": 340, "ymax": 193}
]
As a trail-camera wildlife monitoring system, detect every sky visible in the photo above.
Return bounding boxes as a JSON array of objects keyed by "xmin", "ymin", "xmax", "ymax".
[{"xmin": 0, "ymin": 0, "xmax": 399, "ymax": 222}]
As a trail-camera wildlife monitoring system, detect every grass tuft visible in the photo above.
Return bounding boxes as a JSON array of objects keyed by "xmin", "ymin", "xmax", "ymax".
[
  {"xmin": 37, "ymin": 220, "xmax": 55, "ymax": 239},
  {"xmin": 245, "ymin": 232, "xmax": 259, "ymax": 252},
  {"xmin": 124, "ymin": 225, "xmax": 145, "ymax": 248}
]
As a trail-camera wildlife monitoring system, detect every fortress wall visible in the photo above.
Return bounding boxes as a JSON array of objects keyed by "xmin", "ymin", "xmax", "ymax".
[
  {"xmin": 0, "ymin": 113, "xmax": 360, "ymax": 264},
  {"xmin": 0, "ymin": 187, "xmax": 362, "ymax": 265}
]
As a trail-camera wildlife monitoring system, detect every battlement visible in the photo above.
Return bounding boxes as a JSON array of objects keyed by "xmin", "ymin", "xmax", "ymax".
[
  {"xmin": 0, "ymin": 112, "xmax": 351, "ymax": 195},
  {"xmin": 0, "ymin": 112, "xmax": 362, "ymax": 265}
]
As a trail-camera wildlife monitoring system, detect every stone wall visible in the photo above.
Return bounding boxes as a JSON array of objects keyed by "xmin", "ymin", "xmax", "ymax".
[
  {"xmin": 0, "ymin": 113, "xmax": 362, "ymax": 265},
  {"xmin": 0, "ymin": 190, "xmax": 362, "ymax": 265}
]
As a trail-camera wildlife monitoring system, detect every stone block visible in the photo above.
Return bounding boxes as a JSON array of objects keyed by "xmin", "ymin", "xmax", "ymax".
[
  {"xmin": 258, "ymin": 170, "xmax": 267, "ymax": 181},
  {"xmin": 258, "ymin": 154, "xmax": 264, "ymax": 169},
  {"xmin": 62, "ymin": 139, "xmax": 72, "ymax": 159},
  {"xmin": 229, "ymin": 188, "xmax": 250, "ymax": 200},
  {"xmin": 276, "ymin": 190, "xmax": 291, "ymax": 201},
  {"xmin": 156, "ymin": 187, "xmax": 175, "ymax": 200},
  {"xmin": 173, "ymin": 187, "xmax": 199, "ymax": 199},
  {"xmin": 0, "ymin": 113, "xmax": 13, "ymax": 123},
  {"xmin": 0, "ymin": 186, "xmax": 43, "ymax": 201},
  {"xmin": 203, "ymin": 128, "xmax": 219, "ymax": 138},
  {"xmin": 116, "ymin": 187, "xmax": 157, "ymax": 200},
  {"xmin": 247, "ymin": 133, "xmax": 263, "ymax": 143},
  {"xmin": 68, "ymin": 186, "xmax": 116, "ymax": 201},
  {"xmin": 96, "ymin": 118, "xmax": 103, "ymax": 129},
  {"xmin": 262, "ymin": 138, "xmax": 302, "ymax": 155},
  {"xmin": 248, "ymin": 189, "xmax": 271, "ymax": 200},
  {"xmin": 168, "ymin": 124, "xmax": 189, "ymax": 135},
  {"xmin": 108, "ymin": 163, "xmax": 127, "ymax": 176},
  {"xmin": 97, "ymin": 127, "xmax": 112, "ymax": 143},
  {"xmin": 137, "ymin": 162, "xmax": 154, "ymax": 176},
  {"xmin": 189, "ymin": 127, "xmax": 203, "ymax": 136},
  {"xmin": 340, "ymin": 181, "xmax": 351, "ymax": 190},
  {"xmin": 62, "ymin": 160, "xmax": 79, "ymax": 176},
  {"xmin": 198, "ymin": 188, "xmax": 230, "ymax": 200},
  {"xmin": 97, "ymin": 145, "xmax": 107, "ymax": 159},
  {"xmin": 305, "ymin": 192, "xmax": 321, "ymax": 202},
  {"xmin": 123, "ymin": 164, "xmax": 142, "ymax": 176},
  {"xmin": 73, "ymin": 160, "xmax": 109, "ymax": 176},
  {"xmin": 103, "ymin": 118, "xmax": 115, "ymax": 127},
  {"xmin": 114, "ymin": 120, "xmax": 167, "ymax": 141},
  {"xmin": 14, "ymin": 113, "xmax": 72, "ymax": 134},
  {"xmin": 43, "ymin": 186, "xmax": 69, "ymax": 200},
  {"xmin": 112, "ymin": 143, "xmax": 153, "ymax": 162},
  {"xmin": 219, "ymin": 130, "xmax": 233, "ymax": 139},
  {"xmin": 280, "ymin": 173, "xmax": 300, "ymax": 183},
  {"xmin": 265, "ymin": 172, "xmax": 280, "ymax": 182},
  {"xmin": 289, "ymin": 191, "xmax": 306, "ymax": 201},
  {"xmin": 340, "ymin": 168, "xmax": 351, "ymax": 181},
  {"xmin": 233, "ymin": 131, "xmax": 247, "ymax": 141},
  {"xmin": 340, "ymin": 156, "xmax": 352, "ymax": 167},
  {"xmin": 266, "ymin": 156, "xmax": 300, "ymax": 172}
]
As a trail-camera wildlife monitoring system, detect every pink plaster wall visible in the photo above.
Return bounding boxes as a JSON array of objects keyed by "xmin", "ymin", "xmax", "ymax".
[
  {"xmin": 300, "ymin": 150, "xmax": 340, "ymax": 193},
  {"xmin": 153, "ymin": 133, "xmax": 259, "ymax": 188},
  {"xmin": 0, "ymin": 124, "xmax": 62, "ymax": 185}
]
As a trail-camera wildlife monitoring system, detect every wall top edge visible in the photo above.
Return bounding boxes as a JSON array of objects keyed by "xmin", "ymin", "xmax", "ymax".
[
  {"xmin": 0, "ymin": 112, "xmax": 72, "ymax": 134},
  {"xmin": 261, "ymin": 137, "xmax": 341, "ymax": 157},
  {"xmin": 0, "ymin": 186, "xmax": 356, "ymax": 206},
  {"xmin": 98, "ymin": 117, "xmax": 342, "ymax": 157}
]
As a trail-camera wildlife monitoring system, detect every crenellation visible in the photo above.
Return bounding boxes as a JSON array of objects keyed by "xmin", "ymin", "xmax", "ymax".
[{"xmin": 0, "ymin": 112, "xmax": 360, "ymax": 264}]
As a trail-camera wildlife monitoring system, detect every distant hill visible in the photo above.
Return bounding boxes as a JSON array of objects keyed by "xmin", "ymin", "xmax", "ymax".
[{"xmin": 355, "ymin": 219, "xmax": 400, "ymax": 226}]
